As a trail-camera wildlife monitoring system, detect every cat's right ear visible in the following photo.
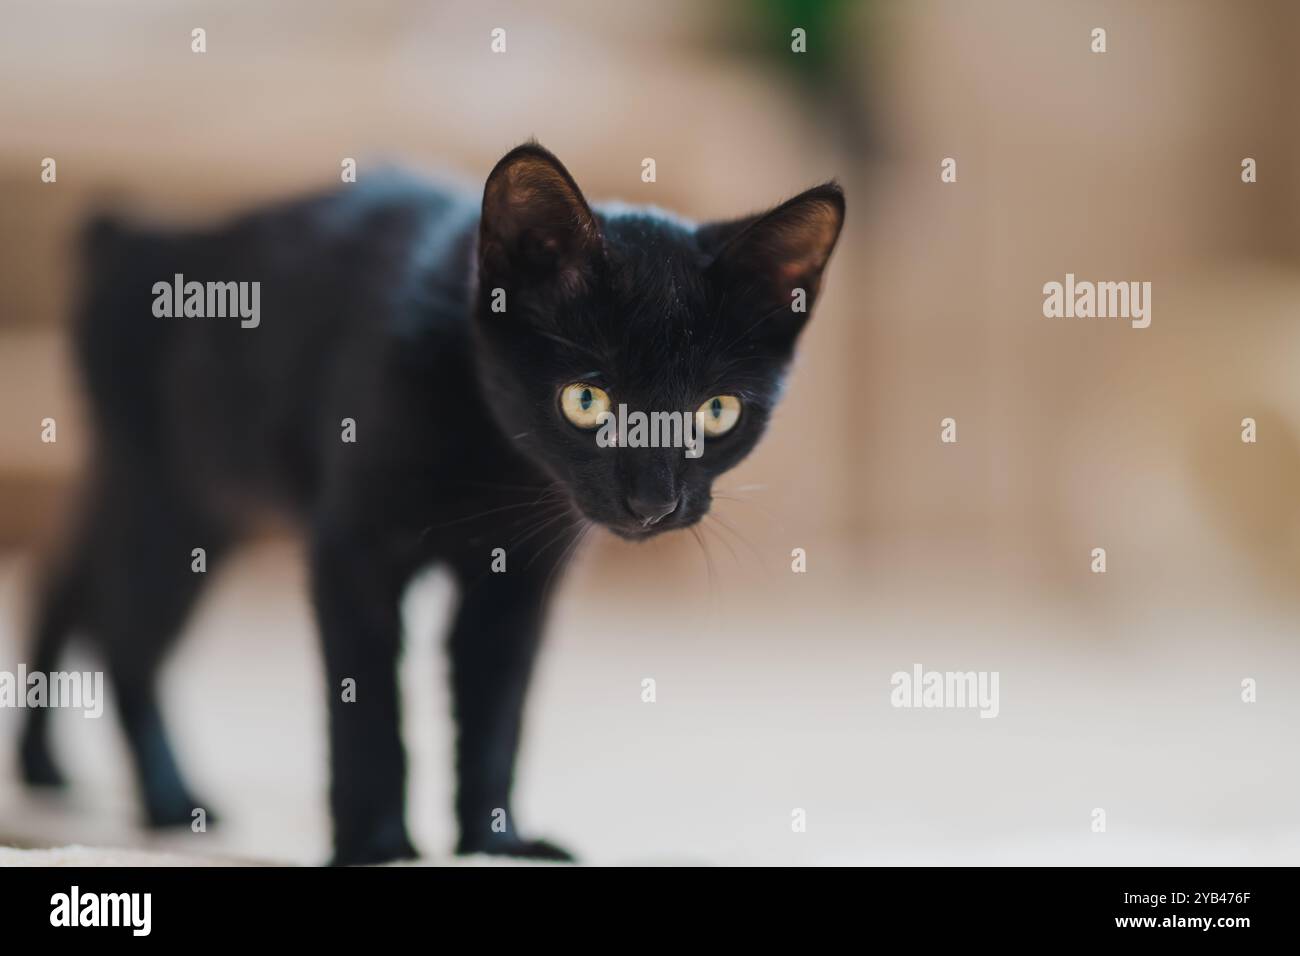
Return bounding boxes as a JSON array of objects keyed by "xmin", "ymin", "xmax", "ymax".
[{"xmin": 478, "ymin": 143, "xmax": 603, "ymax": 293}]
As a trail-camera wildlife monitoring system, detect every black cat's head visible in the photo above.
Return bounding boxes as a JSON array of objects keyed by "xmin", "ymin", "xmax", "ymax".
[{"xmin": 472, "ymin": 143, "xmax": 844, "ymax": 540}]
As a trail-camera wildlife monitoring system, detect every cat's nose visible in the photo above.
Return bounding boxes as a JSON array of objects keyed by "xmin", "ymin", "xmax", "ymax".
[{"xmin": 626, "ymin": 494, "xmax": 679, "ymax": 527}]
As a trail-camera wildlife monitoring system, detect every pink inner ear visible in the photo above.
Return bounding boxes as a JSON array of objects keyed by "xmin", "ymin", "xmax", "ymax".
[
  {"xmin": 775, "ymin": 251, "xmax": 823, "ymax": 291},
  {"xmin": 770, "ymin": 203, "xmax": 840, "ymax": 289},
  {"xmin": 489, "ymin": 162, "xmax": 600, "ymax": 254},
  {"xmin": 778, "ymin": 257, "xmax": 811, "ymax": 282}
]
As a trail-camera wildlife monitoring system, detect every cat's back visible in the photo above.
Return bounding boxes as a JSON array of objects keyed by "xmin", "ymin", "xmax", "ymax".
[{"xmin": 75, "ymin": 171, "xmax": 480, "ymax": 516}]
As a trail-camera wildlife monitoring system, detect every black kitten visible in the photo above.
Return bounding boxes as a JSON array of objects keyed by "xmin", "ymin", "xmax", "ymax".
[{"xmin": 19, "ymin": 143, "xmax": 844, "ymax": 864}]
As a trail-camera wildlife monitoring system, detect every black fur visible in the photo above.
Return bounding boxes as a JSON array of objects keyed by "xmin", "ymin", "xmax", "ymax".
[{"xmin": 18, "ymin": 144, "xmax": 844, "ymax": 864}]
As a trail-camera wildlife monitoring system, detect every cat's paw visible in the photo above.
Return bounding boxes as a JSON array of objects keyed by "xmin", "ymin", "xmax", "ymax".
[
  {"xmin": 144, "ymin": 791, "xmax": 218, "ymax": 830},
  {"xmin": 456, "ymin": 834, "xmax": 575, "ymax": 863},
  {"xmin": 330, "ymin": 830, "xmax": 419, "ymax": 867}
]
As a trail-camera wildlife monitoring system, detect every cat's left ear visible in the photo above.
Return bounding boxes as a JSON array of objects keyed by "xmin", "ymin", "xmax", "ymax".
[
  {"xmin": 479, "ymin": 143, "xmax": 603, "ymax": 294},
  {"xmin": 701, "ymin": 183, "xmax": 845, "ymax": 341}
]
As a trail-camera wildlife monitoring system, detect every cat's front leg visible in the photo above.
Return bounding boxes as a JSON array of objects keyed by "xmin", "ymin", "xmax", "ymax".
[
  {"xmin": 311, "ymin": 521, "xmax": 418, "ymax": 866},
  {"xmin": 447, "ymin": 548, "xmax": 575, "ymax": 862}
]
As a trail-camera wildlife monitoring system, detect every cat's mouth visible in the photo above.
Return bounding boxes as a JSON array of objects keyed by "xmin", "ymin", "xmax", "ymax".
[
  {"xmin": 547, "ymin": 476, "xmax": 708, "ymax": 540},
  {"xmin": 608, "ymin": 522, "xmax": 680, "ymax": 541},
  {"xmin": 600, "ymin": 498, "xmax": 706, "ymax": 541}
]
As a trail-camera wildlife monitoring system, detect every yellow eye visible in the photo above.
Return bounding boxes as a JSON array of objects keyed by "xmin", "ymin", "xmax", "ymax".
[
  {"xmin": 560, "ymin": 382, "xmax": 612, "ymax": 429},
  {"xmin": 697, "ymin": 395, "xmax": 741, "ymax": 436}
]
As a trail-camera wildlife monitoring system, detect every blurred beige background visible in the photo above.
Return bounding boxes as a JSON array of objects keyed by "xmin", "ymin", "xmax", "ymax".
[{"xmin": 1, "ymin": 0, "xmax": 1298, "ymax": 864}]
